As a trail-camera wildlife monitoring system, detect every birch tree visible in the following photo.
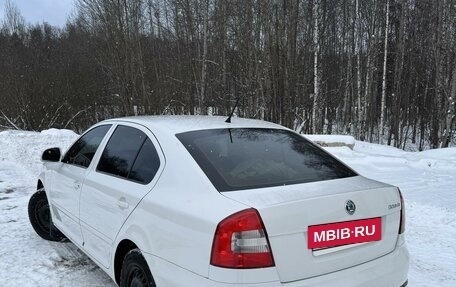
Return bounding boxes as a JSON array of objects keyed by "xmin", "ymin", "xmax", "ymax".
[
  {"xmin": 380, "ymin": 0, "xmax": 390, "ymax": 139},
  {"xmin": 441, "ymin": 50, "xmax": 456, "ymax": 147},
  {"xmin": 354, "ymin": 0, "xmax": 362, "ymax": 139},
  {"xmin": 2, "ymin": 0, "xmax": 25, "ymax": 36},
  {"xmin": 312, "ymin": 0, "xmax": 320, "ymax": 133},
  {"xmin": 198, "ymin": 0, "xmax": 209, "ymax": 114}
]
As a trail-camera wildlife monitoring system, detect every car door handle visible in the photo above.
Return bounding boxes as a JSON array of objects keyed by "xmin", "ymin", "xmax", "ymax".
[
  {"xmin": 73, "ymin": 181, "xmax": 82, "ymax": 190},
  {"xmin": 117, "ymin": 198, "xmax": 129, "ymax": 209}
]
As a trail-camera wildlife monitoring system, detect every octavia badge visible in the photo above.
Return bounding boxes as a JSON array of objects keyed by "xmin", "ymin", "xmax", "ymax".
[{"xmin": 345, "ymin": 200, "xmax": 356, "ymax": 215}]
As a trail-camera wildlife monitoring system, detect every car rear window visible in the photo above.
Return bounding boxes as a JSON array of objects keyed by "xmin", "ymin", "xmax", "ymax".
[{"xmin": 176, "ymin": 128, "xmax": 357, "ymax": 191}]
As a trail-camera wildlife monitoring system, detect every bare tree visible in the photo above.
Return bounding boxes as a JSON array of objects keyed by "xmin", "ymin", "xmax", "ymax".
[
  {"xmin": 441, "ymin": 59, "xmax": 456, "ymax": 147},
  {"xmin": 380, "ymin": 0, "xmax": 390, "ymax": 140},
  {"xmin": 198, "ymin": 0, "xmax": 209, "ymax": 114},
  {"xmin": 0, "ymin": 0, "xmax": 455, "ymax": 149},
  {"xmin": 1, "ymin": 0, "xmax": 25, "ymax": 35},
  {"xmin": 311, "ymin": 0, "xmax": 320, "ymax": 133}
]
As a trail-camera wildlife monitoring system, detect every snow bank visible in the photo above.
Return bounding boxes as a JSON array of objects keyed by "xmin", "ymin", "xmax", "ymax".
[
  {"xmin": 40, "ymin": 128, "xmax": 78, "ymax": 137},
  {"xmin": 303, "ymin": 134, "xmax": 356, "ymax": 149},
  {"xmin": 325, "ymin": 141, "xmax": 456, "ymax": 287},
  {"xmin": 0, "ymin": 129, "xmax": 78, "ymax": 176}
]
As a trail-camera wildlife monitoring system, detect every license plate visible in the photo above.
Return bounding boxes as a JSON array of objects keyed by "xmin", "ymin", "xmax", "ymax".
[{"xmin": 308, "ymin": 217, "xmax": 382, "ymax": 249}]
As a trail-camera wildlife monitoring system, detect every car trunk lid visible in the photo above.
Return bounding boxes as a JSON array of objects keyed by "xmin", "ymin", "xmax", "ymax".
[{"xmin": 222, "ymin": 176, "xmax": 401, "ymax": 282}]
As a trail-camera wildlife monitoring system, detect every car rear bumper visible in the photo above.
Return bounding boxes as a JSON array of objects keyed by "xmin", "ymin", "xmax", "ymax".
[
  {"xmin": 143, "ymin": 253, "xmax": 281, "ymax": 287},
  {"xmin": 143, "ymin": 235, "xmax": 409, "ymax": 287},
  {"xmin": 282, "ymin": 235, "xmax": 409, "ymax": 287}
]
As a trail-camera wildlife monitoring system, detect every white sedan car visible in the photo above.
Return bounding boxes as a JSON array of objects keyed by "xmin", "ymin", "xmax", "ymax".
[{"xmin": 28, "ymin": 116, "xmax": 409, "ymax": 287}]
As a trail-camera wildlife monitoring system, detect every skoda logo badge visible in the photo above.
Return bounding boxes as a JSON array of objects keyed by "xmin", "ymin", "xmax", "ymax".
[{"xmin": 345, "ymin": 200, "xmax": 356, "ymax": 215}]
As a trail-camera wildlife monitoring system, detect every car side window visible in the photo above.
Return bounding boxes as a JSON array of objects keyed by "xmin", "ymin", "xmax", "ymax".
[
  {"xmin": 97, "ymin": 125, "xmax": 160, "ymax": 184},
  {"xmin": 129, "ymin": 138, "xmax": 160, "ymax": 184},
  {"xmin": 62, "ymin": 125, "xmax": 111, "ymax": 168}
]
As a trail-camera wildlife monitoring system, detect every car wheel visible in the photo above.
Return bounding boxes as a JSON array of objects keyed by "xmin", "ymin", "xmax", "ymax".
[
  {"xmin": 28, "ymin": 189, "xmax": 66, "ymax": 241},
  {"xmin": 120, "ymin": 249, "xmax": 156, "ymax": 287}
]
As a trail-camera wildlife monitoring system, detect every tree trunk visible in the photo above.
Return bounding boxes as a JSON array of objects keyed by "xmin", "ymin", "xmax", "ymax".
[
  {"xmin": 380, "ymin": 0, "xmax": 390, "ymax": 140},
  {"xmin": 354, "ymin": 0, "xmax": 363, "ymax": 140},
  {"xmin": 199, "ymin": 0, "xmax": 209, "ymax": 114},
  {"xmin": 342, "ymin": 2, "xmax": 352, "ymax": 133},
  {"xmin": 312, "ymin": 0, "xmax": 320, "ymax": 134},
  {"xmin": 431, "ymin": 0, "xmax": 443, "ymax": 149},
  {"xmin": 441, "ymin": 61, "xmax": 456, "ymax": 147}
]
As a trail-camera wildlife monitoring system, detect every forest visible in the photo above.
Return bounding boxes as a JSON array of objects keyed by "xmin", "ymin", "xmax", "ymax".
[{"xmin": 0, "ymin": 0, "xmax": 455, "ymax": 150}]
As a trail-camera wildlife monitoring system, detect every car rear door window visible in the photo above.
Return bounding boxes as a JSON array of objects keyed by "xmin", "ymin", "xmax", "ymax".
[
  {"xmin": 129, "ymin": 138, "xmax": 160, "ymax": 184},
  {"xmin": 62, "ymin": 125, "xmax": 111, "ymax": 168},
  {"xmin": 97, "ymin": 125, "xmax": 160, "ymax": 184},
  {"xmin": 177, "ymin": 128, "xmax": 357, "ymax": 191}
]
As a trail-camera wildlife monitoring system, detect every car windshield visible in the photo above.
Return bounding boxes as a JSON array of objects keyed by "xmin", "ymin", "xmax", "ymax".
[{"xmin": 176, "ymin": 128, "xmax": 357, "ymax": 191}]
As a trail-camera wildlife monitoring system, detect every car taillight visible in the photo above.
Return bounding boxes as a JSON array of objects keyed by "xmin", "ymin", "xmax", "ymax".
[
  {"xmin": 210, "ymin": 208, "xmax": 275, "ymax": 269},
  {"xmin": 399, "ymin": 189, "xmax": 405, "ymax": 234}
]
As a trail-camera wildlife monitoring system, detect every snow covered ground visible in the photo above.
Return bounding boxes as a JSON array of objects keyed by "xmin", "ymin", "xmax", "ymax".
[
  {"xmin": 0, "ymin": 130, "xmax": 115, "ymax": 286},
  {"xmin": 326, "ymin": 141, "xmax": 456, "ymax": 287},
  {"xmin": 0, "ymin": 129, "xmax": 455, "ymax": 286}
]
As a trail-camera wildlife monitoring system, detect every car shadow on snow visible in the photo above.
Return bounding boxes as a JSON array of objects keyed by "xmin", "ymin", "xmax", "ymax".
[{"xmin": 46, "ymin": 241, "xmax": 116, "ymax": 286}]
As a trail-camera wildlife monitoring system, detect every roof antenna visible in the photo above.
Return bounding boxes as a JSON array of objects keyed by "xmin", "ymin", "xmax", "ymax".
[{"xmin": 225, "ymin": 97, "xmax": 240, "ymax": 123}]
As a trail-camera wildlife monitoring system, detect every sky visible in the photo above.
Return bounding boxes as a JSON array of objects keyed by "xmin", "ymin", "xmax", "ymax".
[{"xmin": 0, "ymin": 0, "xmax": 75, "ymax": 27}]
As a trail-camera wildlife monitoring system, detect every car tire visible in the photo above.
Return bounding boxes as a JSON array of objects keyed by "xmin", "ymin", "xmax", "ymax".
[
  {"xmin": 120, "ymin": 249, "xmax": 156, "ymax": 287},
  {"xmin": 28, "ymin": 189, "xmax": 66, "ymax": 241}
]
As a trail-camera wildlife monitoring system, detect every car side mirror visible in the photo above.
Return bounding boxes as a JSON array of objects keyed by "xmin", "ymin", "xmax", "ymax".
[{"xmin": 42, "ymin": 148, "xmax": 61, "ymax": 162}]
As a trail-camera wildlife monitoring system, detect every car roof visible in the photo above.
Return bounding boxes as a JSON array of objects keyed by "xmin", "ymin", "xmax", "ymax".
[{"xmin": 102, "ymin": 115, "xmax": 285, "ymax": 134}]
